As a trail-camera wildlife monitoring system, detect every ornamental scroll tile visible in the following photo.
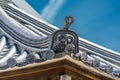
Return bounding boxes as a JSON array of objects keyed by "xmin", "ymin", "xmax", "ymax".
[{"xmin": 50, "ymin": 16, "xmax": 79, "ymax": 54}]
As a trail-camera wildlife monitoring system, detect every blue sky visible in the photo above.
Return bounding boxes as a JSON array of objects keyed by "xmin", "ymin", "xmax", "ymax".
[{"xmin": 26, "ymin": 0, "xmax": 120, "ymax": 52}]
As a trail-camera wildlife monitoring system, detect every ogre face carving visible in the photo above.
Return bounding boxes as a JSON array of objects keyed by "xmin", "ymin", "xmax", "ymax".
[{"xmin": 51, "ymin": 30, "xmax": 78, "ymax": 54}]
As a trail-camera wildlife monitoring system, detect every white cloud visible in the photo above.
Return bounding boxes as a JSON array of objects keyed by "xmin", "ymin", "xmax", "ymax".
[{"xmin": 41, "ymin": 0, "xmax": 66, "ymax": 23}]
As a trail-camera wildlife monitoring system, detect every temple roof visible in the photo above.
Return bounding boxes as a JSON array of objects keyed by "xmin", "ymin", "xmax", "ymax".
[
  {"xmin": 0, "ymin": 0, "xmax": 120, "ymax": 79},
  {"xmin": 0, "ymin": 55, "xmax": 119, "ymax": 80}
]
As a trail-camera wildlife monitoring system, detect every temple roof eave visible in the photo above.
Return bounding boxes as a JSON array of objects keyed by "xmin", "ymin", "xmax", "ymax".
[{"xmin": 0, "ymin": 55, "xmax": 118, "ymax": 80}]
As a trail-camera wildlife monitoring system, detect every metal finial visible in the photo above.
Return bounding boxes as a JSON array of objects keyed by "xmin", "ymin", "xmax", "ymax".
[{"xmin": 64, "ymin": 15, "xmax": 74, "ymax": 30}]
